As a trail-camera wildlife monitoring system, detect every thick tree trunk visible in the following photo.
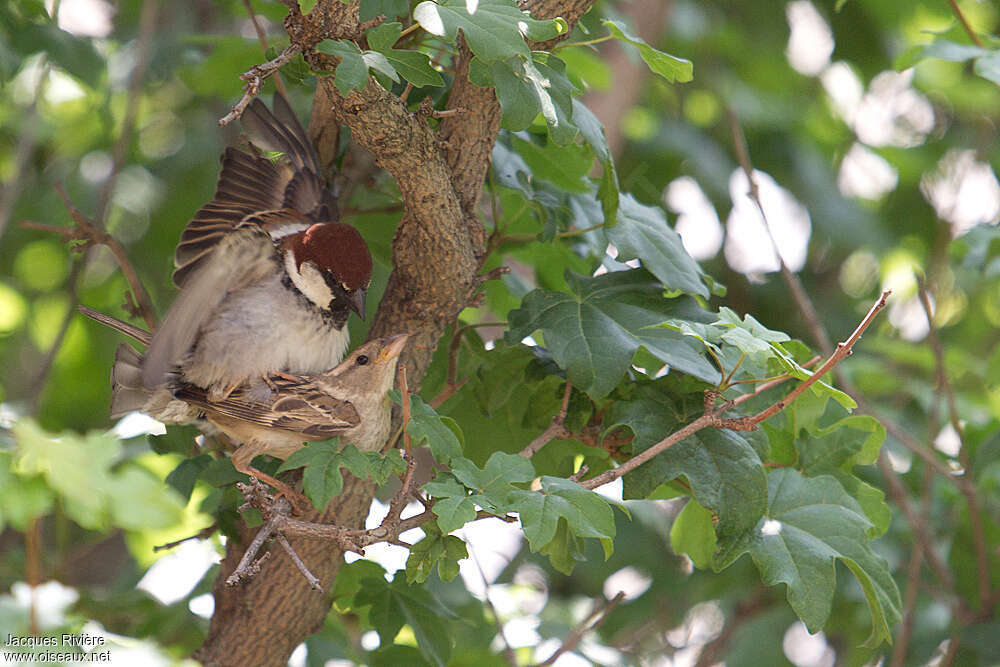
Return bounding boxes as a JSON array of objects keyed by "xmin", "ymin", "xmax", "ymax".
[{"xmin": 195, "ymin": 0, "xmax": 592, "ymax": 663}]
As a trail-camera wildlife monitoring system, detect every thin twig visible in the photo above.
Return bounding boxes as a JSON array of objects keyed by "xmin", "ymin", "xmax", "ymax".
[
  {"xmin": 891, "ymin": 460, "xmax": 936, "ymax": 667},
  {"xmin": 430, "ymin": 320, "xmax": 506, "ymax": 408},
  {"xmin": 0, "ymin": 59, "xmax": 50, "ymax": 242},
  {"xmin": 26, "ymin": 257, "xmax": 84, "ymax": 412},
  {"xmin": 399, "ymin": 363, "xmax": 412, "ymax": 456},
  {"xmin": 877, "ymin": 453, "xmax": 957, "ymax": 601},
  {"xmin": 153, "ymin": 524, "xmax": 219, "ymax": 552},
  {"xmin": 95, "ymin": 0, "xmax": 159, "ymax": 225},
  {"xmin": 947, "ymin": 0, "xmax": 983, "ymax": 47},
  {"xmin": 581, "ymin": 291, "xmax": 890, "ymax": 490},
  {"xmin": 469, "ymin": 544, "xmax": 517, "ymax": 666},
  {"xmin": 917, "ymin": 279, "xmax": 990, "ymax": 607},
  {"xmin": 242, "ymin": 0, "xmax": 288, "ymax": 99},
  {"xmin": 535, "ymin": 592, "xmax": 626, "ymax": 666},
  {"xmin": 520, "ymin": 381, "xmax": 573, "ymax": 457},
  {"xmin": 277, "ymin": 533, "xmax": 322, "ymax": 590},
  {"xmin": 727, "ymin": 109, "xmax": 833, "ymax": 357},
  {"xmin": 219, "ymin": 44, "xmax": 303, "ymax": 126}
]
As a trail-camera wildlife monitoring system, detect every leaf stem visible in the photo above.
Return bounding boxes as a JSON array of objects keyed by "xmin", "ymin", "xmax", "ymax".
[{"xmin": 554, "ymin": 34, "xmax": 614, "ymax": 50}]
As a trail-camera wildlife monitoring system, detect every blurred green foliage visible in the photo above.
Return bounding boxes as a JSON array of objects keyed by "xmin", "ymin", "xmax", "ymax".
[{"xmin": 2, "ymin": 0, "xmax": 1000, "ymax": 664}]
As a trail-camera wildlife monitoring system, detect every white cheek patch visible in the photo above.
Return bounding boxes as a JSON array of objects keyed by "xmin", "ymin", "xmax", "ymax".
[{"xmin": 285, "ymin": 253, "xmax": 334, "ymax": 309}]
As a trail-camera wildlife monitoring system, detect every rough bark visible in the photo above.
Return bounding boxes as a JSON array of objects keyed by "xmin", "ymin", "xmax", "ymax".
[{"xmin": 196, "ymin": 0, "xmax": 594, "ymax": 663}]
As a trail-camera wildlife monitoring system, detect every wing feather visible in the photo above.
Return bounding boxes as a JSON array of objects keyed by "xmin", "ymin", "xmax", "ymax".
[{"xmin": 143, "ymin": 229, "xmax": 276, "ymax": 389}]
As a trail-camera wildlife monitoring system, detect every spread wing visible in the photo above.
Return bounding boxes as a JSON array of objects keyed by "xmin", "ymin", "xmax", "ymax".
[
  {"xmin": 173, "ymin": 95, "xmax": 337, "ymax": 287},
  {"xmin": 174, "ymin": 379, "xmax": 360, "ymax": 440},
  {"xmin": 142, "ymin": 228, "xmax": 276, "ymax": 390}
]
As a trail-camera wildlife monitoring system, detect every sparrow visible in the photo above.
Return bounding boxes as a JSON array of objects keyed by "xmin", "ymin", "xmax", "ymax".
[
  {"xmin": 80, "ymin": 306, "xmax": 407, "ymax": 508},
  {"xmin": 140, "ymin": 94, "xmax": 373, "ymax": 406}
]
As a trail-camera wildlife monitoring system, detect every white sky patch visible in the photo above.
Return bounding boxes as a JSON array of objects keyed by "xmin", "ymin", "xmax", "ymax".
[
  {"xmin": 786, "ymin": 1, "xmax": 834, "ymax": 76},
  {"xmin": 761, "ymin": 519, "xmax": 782, "ymax": 536},
  {"xmin": 666, "ymin": 600, "xmax": 725, "ymax": 648},
  {"xmin": 665, "ymin": 176, "xmax": 723, "ymax": 260},
  {"xmin": 48, "ymin": 0, "xmax": 114, "ymax": 37},
  {"xmin": 838, "ymin": 143, "xmax": 898, "ymax": 200},
  {"xmin": 592, "ymin": 476, "xmax": 623, "ymax": 502},
  {"xmin": 886, "ymin": 448, "xmax": 912, "ymax": 474},
  {"xmin": 4, "ymin": 581, "xmax": 79, "ymax": 629},
  {"xmin": 112, "ymin": 411, "xmax": 166, "ymax": 439},
  {"xmin": 137, "ymin": 539, "xmax": 219, "ymax": 605},
  {"xmin": 45, "ymin": 69, "xmax": 87, "ymax": 104},
  {"xmin": 501, "ymin": 615, "xmax": 542, "ymax": 649},
  {"xmin": 934, "ymin": 422, "xmax": 962, "ymax": 457},
  {"xmin": 821, "ymin": 61, "xmax": 864, "ymax": 126},
  {"xmin": 887, "ymin": 294, "xmax": 929, "ymax": 342},
  {"xmin": 361, "ymin": 630, "xmax": 380, "ymax": 651},
  {"xmin": 467, "ymin": 0, "xmax": 480, "ymax": 13},
  {"xmin": 457, "ymin": 517, "xmax": 524, "ymax": 597},
  {"xmin": 188, "ymin": 593, "xmax": 214, "ymax": 618},
  {"xmin": 288, "ymin": 643, "xmax": 307, "ymax": 667},
  {"xmin": 724, "ymin": 169, "xmax": 811, "ymax": 275},
  {"xmin": 783, "ymin": 622, "xmax": 835, "ymax": 667},
  {"xmin": 853, "ymin": 69, "xmax": 934, "ymax": 148},
  {"xmin": 603, "ymin": 566, "xmax": 652, "ymax": 601},
  {"xmin": 921, "ymin": 149, "xmax": 1000, "ymax": 236},
  {"xmin": 345, "ymin": 499, "xmax": 418, "ymax": 575},
  {"xmin": 81, "ymin": 150, "xmax": 114, "ymax": 184}
]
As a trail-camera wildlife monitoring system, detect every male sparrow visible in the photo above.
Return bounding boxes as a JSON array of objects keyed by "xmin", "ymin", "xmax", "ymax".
[
  {"xmin": 80, "ymin": 306, "xmax": 407, "ymax": 507},
  {"xmin": 141, "ymin": 94, "xmax": 373, "ymax": 405}
]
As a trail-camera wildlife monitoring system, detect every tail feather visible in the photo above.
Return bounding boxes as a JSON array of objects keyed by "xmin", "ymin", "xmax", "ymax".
[
  {"xmin": 78, "ymin": 306, "xmax": 151, "ymax": 345},
  {"xmin": 110, "ymin": 343, "xmax": 152, "ymax": 419}
]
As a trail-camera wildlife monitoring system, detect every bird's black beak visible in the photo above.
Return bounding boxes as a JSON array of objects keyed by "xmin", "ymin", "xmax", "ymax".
[{"xmin": 349, "ymin": 289, "xmax": 367, "ymax": 320}]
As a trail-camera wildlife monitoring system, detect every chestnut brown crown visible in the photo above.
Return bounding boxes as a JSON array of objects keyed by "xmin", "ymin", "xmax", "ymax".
[{"xmin": 291, "ymin": 222, "xmax": 373, "ymax": 292}]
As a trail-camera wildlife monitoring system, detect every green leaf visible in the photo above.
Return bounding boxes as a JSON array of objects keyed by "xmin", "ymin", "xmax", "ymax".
[
  {"xmin": 423, "ymin": 476, "xmax": 477, "ymax": 533},
  {"xmin": 512, "ymin": 137, "xmax": 592, "ymax": 193},
  {"xmin": 360, "ymin": 0, "xmax": 410, "ymax": 22},
  {"xmin": 451, "ymin": 451, "xmax": 535, "ymax": 513},
  {"xmin": 572, "ymin": 98, "xmax": 620, "ymax": 224},
  {"xmin": 413, "ymin": 0, "xmax": 566, "ymax": 63},
  {"xmin": 505, "ymin": 269, "xmax": 720, "ymax": 398},
  {"xmin": 605, "ymin": 389, "xmax": 767, "ymax": 536},
  {"xmin": 165, "ymin": 454, "xmax": 212, "ymax": 501},
  {"xmin": 608, "ymin": 194, "xmax": 711, "ymax": 298},
  {"xmin": 602, "ymin": 19, "xmax": 693, "ymax": 83},
  {"xmin": 355, "ymin": 575, "xmax": 458, "ymax": 666},
  {"xmin": 670, "ymin": 498, "xmax": 717, "ymax": 569},
  {"xmin": 108, "ymin": 466, "xmax": 186, "ymax": 530},
  {"xmin": 0, "ymin": 453, "xmax": 54, "ymax": 531},
  {"xmin": 523, "ymin": 52, "xmax": 578, "ymax": 144},
  {"xmin": 405, "ymin": 523, "xmax": 468, "ymax": 583},
  {"xmin": 367, "ymin": 23, "xmax": 446, "ymax": 88},
  {"xmin": 316, "ymin": 39, "xmax": 370, "ymax": 94},
  {"xmin": 278, "ymin": 440, "xmax": 404, "ymax": 511},
  {"xmin": 362, "ymin": 50, "xmax": 399, "ymax": 81},
  {"xmin": 391, "ymin": 392, "xmax": 464, "ymax": 463},
  {"xmin": 13, "ymin": 419, "xmax": 120, "ymax": 530},
  {"xmin": 509, "ymin": 476, "xmax": 616, "ymax": 552},
  {"xmin": 715, "ymin": 469, "xmax": 901, "ymax": 647},
  {"xmin": 11, "ymin": 23, "xmax": 105, "ymax": 88},
  {"xmin": 485, "ymin": 58, "xmax": 541, "ymax": 130}
]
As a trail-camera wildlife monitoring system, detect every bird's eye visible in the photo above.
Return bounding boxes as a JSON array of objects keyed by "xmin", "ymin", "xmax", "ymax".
[{"xmin": 356, "ymin": 355, "xmax": 369, "ymax": 366}]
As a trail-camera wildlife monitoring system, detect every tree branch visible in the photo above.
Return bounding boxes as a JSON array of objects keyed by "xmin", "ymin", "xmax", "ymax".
[{"xmin": 580, "ymin": 291, "xmax": 890, "ymax": 490}]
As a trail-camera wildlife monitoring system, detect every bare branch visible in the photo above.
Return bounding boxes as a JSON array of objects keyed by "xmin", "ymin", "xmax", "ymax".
[
  {"xmin": 242, "ymin": 0, "xmax": 288, "ymax": 99},
  {"xmin": 535, "ymin": 592, "xmax": 626, "ymax": 666},
  {"xmin": 520, "ymin": 381, "xmax": 573, "ymax": 457},
  {"xmin": 219, "ymin": 44, "xmax": 302, "ymax": 126},
  {"xmin": 727, "ymin": 109, "xmax": 833, "ymax": 357},
  {"xmin": 581, "ymin": 291, "xmax": 890, "ymax": 491}
]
